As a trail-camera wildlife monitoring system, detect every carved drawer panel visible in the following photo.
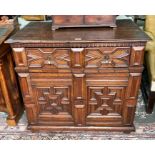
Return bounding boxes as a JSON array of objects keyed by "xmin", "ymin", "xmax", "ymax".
[
  {"xmin": 85, "ymin": 47, "xmax": 130, "ymax": 68},
  {"xmin": 26, "ymin": 48, "xmax": 71, "ymax": 72}
]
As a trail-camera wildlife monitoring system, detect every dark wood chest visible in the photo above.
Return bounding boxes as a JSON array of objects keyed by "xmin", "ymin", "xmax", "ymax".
[{"xmin": 6, "ymin": 19, "xmax": 150, "ymax": 132}]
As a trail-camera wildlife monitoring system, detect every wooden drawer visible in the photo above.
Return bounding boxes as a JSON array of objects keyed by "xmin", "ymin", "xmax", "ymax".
[
  {"xmin": 84, "ymin": 15, "xmax": 116, "ymax": 25},
  {"xmin": 85, "ymin": 47, "xmax": 130, "ymax": 68},
  {"xmin": 26, "ymin": 48, "xmax": 71, "ymax": 72},
  {"xmin": 24, "ymin": 47, "xmax": 131, "ymax": 72},
  {"xmin": 52, "ymin": 15, "xmax": 83, "ymax": 25}
]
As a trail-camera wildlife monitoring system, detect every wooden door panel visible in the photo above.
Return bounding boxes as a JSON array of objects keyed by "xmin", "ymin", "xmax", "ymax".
[
  {"xmin": 86, "ymin": 85, "xmax": 126, "ymax": 126},
  {"xmin": 85, "ymin": 73, "xmax": 129, "ymax": 126},
  {"xmin": 30, "ymin": 73, "xmax": 74, "ymax": 126}
]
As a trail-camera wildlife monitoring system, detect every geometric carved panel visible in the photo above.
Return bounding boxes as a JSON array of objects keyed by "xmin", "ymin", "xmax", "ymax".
[
  {"xmin": 27, "ymin": 48, "xmax": 71, "ymax": 69},
  {"xmin": 36, "ymin": 86, "xmax": 71, "ymax": 115},
  {"xmin": 87, "ymin": 86, "xmax": 125, "ymax": 116},
  {"xmin": 85, "ymin": 47, "xmax": 130, "ymax": 68}
]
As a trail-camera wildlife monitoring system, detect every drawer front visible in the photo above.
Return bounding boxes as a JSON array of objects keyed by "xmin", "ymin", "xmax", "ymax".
[
  {"xmin": 85, "ymin": 47, "xmax": 130, "ymax": 68},
  {"xmin": 25, "ymin": 47, "xmax": 130, "ymax": 72},
  {"xmin": 53, "ymin": 15, "xmax": 83, "ymax": 25},
  {"xmin": 26, "ymin": 48, "xmax": 71, "ymax": 72},
  {"xmin": 84, "ymin": 15, "xmax": 115, "ymax": 25}
]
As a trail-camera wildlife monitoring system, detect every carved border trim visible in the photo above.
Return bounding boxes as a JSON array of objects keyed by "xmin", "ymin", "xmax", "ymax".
[{"xmin": 10, "ymin": 41, "xmax": 146, "ymax": 48}]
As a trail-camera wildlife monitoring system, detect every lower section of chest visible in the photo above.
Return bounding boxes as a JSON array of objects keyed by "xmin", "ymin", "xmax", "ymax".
[{"xmin": 18, "ymin": 71, "xmax": 141, "ymax": 132}]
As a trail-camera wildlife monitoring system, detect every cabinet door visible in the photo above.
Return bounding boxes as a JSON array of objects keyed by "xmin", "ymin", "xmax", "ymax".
[
  {"xmin": 32, "ymin": 73, "xmax": 74, "ymax": 126},
  {"xmin": 85, "ymin": 73, "xmax": 129, "ymax": 126},
  {"xmin": 18, "ymin": 72, "xmax": 74, "ymax": 126}
]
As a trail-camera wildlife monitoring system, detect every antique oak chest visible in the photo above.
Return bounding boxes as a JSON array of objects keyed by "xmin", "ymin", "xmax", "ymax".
[
  {"xmin": 6, "ymin": 19, "xmax": 150, "ymax": 132},
  {"xmin": 0, "ymin": 25, "xmax": 23, "ymax": 125}
]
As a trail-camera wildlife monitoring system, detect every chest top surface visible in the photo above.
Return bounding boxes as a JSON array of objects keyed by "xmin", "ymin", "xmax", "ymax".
[{"xmin": 6, "ymin": 19, "xmax": 150, "ymax": 44}]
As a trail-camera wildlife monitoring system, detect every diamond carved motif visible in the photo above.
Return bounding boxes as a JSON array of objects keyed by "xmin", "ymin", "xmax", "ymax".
[
  {"xmin": 85, "ymin": 47, "xmax": 130, "ymax": 68},
  {"xmin": 37, "ymin": 87, "xmax": 71, "ymax": 115},
  {"xmin": 88, "ymin": 87, "xmax": 125, "ymax": 116},
  {"xmin": 27, "ymin": 48, "xmax": 71, "ymax": 68}
]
